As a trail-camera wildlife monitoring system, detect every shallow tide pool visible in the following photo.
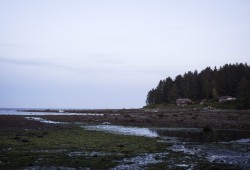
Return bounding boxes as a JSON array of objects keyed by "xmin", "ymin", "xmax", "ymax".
[
  {"xmin": 82, "ymin": 124, "xmax": 250, "ymax": 170},
  {"xmin": 83, "ymin": 125, "xmax": 159, "ymax": 138}
]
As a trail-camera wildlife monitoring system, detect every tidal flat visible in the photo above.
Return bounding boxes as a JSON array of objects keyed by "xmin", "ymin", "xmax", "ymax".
[
  {"xmin": 0, "ymin": 110, "xmax": 250, "ymax": 169},
  {"xmin": 0, "ymin": 116, "xmax": 166, "ymax": 169}
]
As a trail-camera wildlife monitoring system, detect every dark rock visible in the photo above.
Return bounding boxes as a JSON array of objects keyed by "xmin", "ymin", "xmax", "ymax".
[
  {"xmin": 14, "ymin": 137, "xmax": 20, "ymax": 140},
  {"xmin": 21, "ymin": 139, "xmax": 29, "ymax": 143},
  {"xmin": 205, "ymin": 163, "xmax": 242, "ymax": 170},
  {"xmin": 203, "ymin": 126, "xmax": 213, "ymax": 132},
  {"xmin": 117, "ymin": 144, "xmax": 125, "ymax": 148}
]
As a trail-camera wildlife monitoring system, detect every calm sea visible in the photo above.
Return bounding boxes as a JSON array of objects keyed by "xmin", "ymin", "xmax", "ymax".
[{"xmin": 0, "ymin": 108, "xmax": 80, "ymax": 115}]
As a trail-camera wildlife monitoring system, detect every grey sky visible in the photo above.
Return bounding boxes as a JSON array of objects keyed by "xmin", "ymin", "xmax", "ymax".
[{"xmin": 0, "ymin": 0, "xmax": 249, "ymax": 108}]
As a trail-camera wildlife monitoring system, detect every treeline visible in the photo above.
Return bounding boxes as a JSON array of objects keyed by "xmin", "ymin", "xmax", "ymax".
[{"xmin": 146, "ymin": 63, "xmax": 250, "ymax": 109}]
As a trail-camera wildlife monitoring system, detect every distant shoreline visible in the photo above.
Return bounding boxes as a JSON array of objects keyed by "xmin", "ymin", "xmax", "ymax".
[{"xmin": 0, "ymin": 108, "xmax": 247, "ymax": 130}]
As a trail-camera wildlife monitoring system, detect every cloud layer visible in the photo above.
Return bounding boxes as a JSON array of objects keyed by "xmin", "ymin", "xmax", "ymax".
[{"xmin": 0, "ymin": 0, "xmax": 249, "ymax": 108}]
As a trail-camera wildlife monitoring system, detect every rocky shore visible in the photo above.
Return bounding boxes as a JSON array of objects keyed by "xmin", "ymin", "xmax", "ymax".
[{"xmin": 24, "ymin": 109, "xmax": 250, "ymax": 130}]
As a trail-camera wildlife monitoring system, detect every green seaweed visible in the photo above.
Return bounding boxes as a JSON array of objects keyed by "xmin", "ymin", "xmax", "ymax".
[{"xmin": 0, "ymin": 125, "xmax": 166, "ymax": 169}]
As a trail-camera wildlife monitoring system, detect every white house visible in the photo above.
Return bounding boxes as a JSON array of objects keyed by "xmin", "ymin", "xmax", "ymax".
[
  {"xmin": 176, "ymin": 98, "xmax": 192, "ymax": 106},
  {"xmin": 219, "ymin": 96, "xmax": 236, "ymax": 103}
]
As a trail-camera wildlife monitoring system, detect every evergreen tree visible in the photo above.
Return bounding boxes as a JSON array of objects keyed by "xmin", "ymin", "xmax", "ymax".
[
  {"xmin": 145, "ymin": 63, "xmax": 250, "ymax": 109},
  {"xmin": 202, "ymin": 80, "xmax": 211, "ymax": 99},
  {"xmin": 236, "ymin": 77, "xmax": 250, "ymax": 109},
  {"xmin": 168, "ymin": 84, "xmax": 179, "ymax": 102},
  {"xmin": 162, "ymin": 77, "xmax": 173, "ymax": 103},
  {"xmin": 190, "ymin": 70, "xmax": 200, "ymax": 100},
  {"xmin": 212, "ymin": 88, "xmax": 218, "ymax": 101}
]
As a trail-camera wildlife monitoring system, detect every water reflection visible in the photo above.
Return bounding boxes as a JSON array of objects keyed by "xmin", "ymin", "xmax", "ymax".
[
  {"xmin": 84, "ymin": 125, "xmax": 159, "ymax": 138},
  {"xmin": 153, "ymin": 128, "xmax": 250, "ymax": 143},
  {"xmin": 83, "ymin": 125, "xmax": 250, "ymax": 143},
  {"xmin": 25, "ymin": 117, "xmax": 64, "ymax": 124}
]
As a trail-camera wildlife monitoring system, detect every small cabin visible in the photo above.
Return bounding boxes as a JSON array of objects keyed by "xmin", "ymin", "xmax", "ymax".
[
  {"xmin": 219, "ymin": 96, "xmax": 236, "ymax": 103},
  {"xmin": 176, "ymin": 98, "xmax": 192, "ymax": 107}
]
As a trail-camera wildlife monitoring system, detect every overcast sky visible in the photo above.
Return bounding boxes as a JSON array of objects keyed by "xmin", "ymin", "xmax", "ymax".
[{"xmin": 0, "ymin": 0, "xmax": 249, "ymax": 109}]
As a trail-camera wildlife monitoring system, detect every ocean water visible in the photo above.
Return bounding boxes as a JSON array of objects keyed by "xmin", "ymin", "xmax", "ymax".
[
  {"xmin": 0, "ymin": 108, "xmax": 79, "ymax": 115},
  {"xmin": 0, "ymin": 108, "xmax": 22, "ymax": 115},
  {"xmin": 0, "ymin": 108, "xmax": 106, "ymax": 115},
  {"xmin": 0, "ymin": 108, "xmax": 55, "ymax": 115}
]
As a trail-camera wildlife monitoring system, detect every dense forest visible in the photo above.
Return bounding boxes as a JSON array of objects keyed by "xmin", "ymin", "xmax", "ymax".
[{"xmin": 146, "ymin": 63, "xmax": 250, "ymax": 109}]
